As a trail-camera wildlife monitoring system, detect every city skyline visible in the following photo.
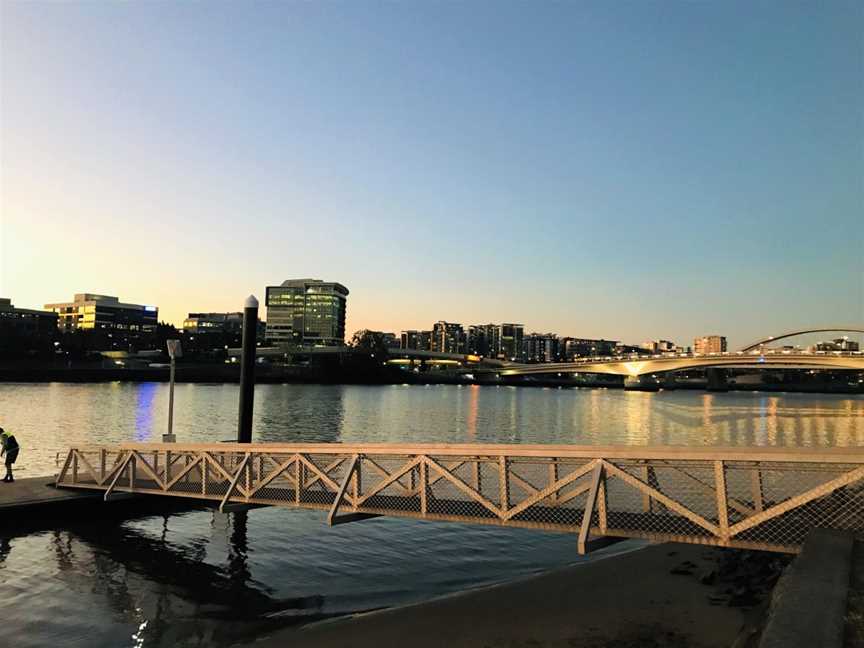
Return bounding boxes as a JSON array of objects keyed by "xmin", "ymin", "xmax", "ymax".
[{"xmin": 2, "ymin": 2, "xmax": 862, "ymax": 348}]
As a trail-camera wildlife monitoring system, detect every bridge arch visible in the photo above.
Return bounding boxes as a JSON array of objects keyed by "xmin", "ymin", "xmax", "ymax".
[{"xmin": 738, "ymin": 327, "xmax": 864, "ymax": 353}]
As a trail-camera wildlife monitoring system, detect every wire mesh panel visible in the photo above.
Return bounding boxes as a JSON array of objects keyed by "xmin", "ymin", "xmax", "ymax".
[{"xmin": 54, "ymin": 443, "xmax": 864, "ymax": 553}]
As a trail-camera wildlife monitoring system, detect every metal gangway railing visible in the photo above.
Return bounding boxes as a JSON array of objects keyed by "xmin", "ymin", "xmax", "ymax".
[{"xmin": 56, "ymin": 443, "xmax": 864, "ymax": 554}]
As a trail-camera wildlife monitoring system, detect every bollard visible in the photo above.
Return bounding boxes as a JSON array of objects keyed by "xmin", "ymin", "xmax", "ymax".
[{"xmin": 237, "ymin": 295, "xmax": 258, "ymax": 443}]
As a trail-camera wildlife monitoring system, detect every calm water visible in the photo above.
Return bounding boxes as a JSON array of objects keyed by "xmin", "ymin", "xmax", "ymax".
[{"xmin": 1, "ymin": 383, "xmax": 862, "ymax": 648}]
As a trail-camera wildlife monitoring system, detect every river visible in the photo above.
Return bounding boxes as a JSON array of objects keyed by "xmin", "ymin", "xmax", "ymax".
[{"xmin": 0, "ymin": 383, "xmax": 862, "ymax": 647}]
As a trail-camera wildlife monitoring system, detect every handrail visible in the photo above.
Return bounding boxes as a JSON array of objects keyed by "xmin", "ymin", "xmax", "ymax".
[
  {"xmin": 56, "ymin": 442, "xmax": 864, "ymax": 555},
  {"xmin": 64, "ymin": 442, "xmax": 864, "ymax": 464}
]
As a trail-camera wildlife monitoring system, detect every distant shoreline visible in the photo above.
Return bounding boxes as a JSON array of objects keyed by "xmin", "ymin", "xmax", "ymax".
[{"xmin": 0, "ymin": 365, "xmax": 862, "ymax": 394}]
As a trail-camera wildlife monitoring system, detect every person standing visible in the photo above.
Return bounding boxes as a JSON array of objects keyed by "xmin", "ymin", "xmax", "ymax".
[{"xmin": 0, "ymin": 428, "xmax": 20, "ymax": 483}]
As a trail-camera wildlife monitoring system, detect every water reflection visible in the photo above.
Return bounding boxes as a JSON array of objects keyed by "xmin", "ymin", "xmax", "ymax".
[
  {"xmin": 135, "ymin": 383, "xmax": 158, "ymax": 441},
  {"xmin": 0, "ymin": 383, "xmax": 862, "ymax": 478}
]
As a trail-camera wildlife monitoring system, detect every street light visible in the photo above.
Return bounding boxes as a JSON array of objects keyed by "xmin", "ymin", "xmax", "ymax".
[{"xmin": 164, "ymin": 339, "xmax": 182, "ymax": 443}]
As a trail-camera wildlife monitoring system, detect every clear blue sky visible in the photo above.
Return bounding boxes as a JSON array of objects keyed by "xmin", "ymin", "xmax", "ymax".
[{"xmin": 2, "ymin": 1, "xmax": 862, "ymax": 348}]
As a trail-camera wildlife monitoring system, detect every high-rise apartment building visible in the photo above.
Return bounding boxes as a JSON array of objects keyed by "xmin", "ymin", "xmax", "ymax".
[
  {"xmin": 694, "ymin": 335, "xmax": 727, "ymax": 354},
  {"xmin": 498, "ymin": 323, "xmax": 524, "ymax": 361},
  {"xmin": 466, "ymin": 324, "xmax": 499, "ymax": 357},
  {"xmin": 432, "ymin": 321, "xmax": 465, "ymax": 354},
  {"xmin": 44, "ymin": 294, "xmax": 157, "ymax": 335},
  {"xmin": 265, "ymin": 279, "xmax": 348, "ymax": 346},
  {"xmin": 400, "ymin": 330, "xmax": 433, "ymax": 351},
  {"xmin": 524, "ymin": 332, "xmax": 558, "ymax": 363}
]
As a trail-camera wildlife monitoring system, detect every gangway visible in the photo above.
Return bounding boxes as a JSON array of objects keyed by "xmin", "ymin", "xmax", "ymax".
[{"xmin": 56, "ymin": 442, "xmax": 864, "ymax": 554}]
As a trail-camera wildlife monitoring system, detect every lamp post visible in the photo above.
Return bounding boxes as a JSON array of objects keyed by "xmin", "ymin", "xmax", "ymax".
[
  {"xmin": 164, "ymin": 339, "xmax": 182, "ymax": 442},
  {"xmin": 237, "ymin": 295, "xmax": 259, "ymax": 443}
]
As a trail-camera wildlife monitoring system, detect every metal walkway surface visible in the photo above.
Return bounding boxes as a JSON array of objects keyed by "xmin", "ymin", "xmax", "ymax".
[{"xmin": 56, "ymin": 443, "xmax": 864, "ymax": 554}]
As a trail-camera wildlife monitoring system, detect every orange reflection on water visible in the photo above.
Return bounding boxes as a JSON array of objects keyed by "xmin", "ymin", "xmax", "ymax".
[{"xmin": 466, "ymin": 385, "xmax": 479, "ymax": 441}]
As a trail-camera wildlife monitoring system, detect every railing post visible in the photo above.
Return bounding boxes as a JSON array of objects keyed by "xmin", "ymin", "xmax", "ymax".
[
  {"xmin": 165, "ymin": 450, "xmax": 172, "ymax": 487},
  {"xmin": 72, "ymin": 451, "xmax": 79, "ymax": 484},
  {"xmin": 129, "ymin": 454, "xmax": 136, "ymax": 490},
  {"xmin": 100, "ymin": 449, "xmax": 107, "ymax": 483},
  {"xmin": 419, "ymin": 457, "xmax": 428, "ymax": 516},
  {"xmin": 351, "ymin": 457, "xmax": 361, "ymax": 511},
  {"xmin": 294, "ymin": 458, "xmax": 301, "ymax": 504},
  {"xmin": 548, "ymin": 458, "xmax": 559, "ymax": 506},
  {"xmin": 499, "ymin": 456, "xmax": 510, "ymax": 514},
  {"xmin": 714, "ymin": 460, "xmax": 729, "ymax": 543}
]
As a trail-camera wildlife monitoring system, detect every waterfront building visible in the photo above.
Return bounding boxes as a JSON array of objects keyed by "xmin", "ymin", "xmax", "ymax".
[
  {"xmin": 400, "ymin": 330, "xmax": 433, "ymax": 351},
  {"xmin": 0, "ymin": 298, "xmax": 58, "ymax": 338},
  {"xmin": 812, "ymin": 337, "xmax": 860, "ymax": 352},
  {"xmin": 432, "ymin": 321, "xmax": 465, "ymax": 354},
  {"xmin": 498, "ymin": 323, "xmax": 524, "ymax": 361},
  {"xmin": 183, "ymin": 312, "xmax": 244, "ymax": 335},
  {"xmin": 44, "ymin": 294, "xmax": 158, "ymax": 336},
  {"xmin": 694, "ymin": 335, "xmax": 727, "ymax": 354},
  {"xmin": 616, "ymin": 342, "xmax": 650, "ymax": 356},
  {"xmin": 562, "ymin": 338, "xmax": 619, "ymax": 360},
  {"xmin": 466, "ymin": 324, "xmax": 499, "ymax": 357},
  {"xmin": 523, "ymin": 333, "xmax": 558, "ymax": 363},
  {"xmin": 641, "ymin": 339, "xmax": 677, "ymax": 353},
  {"xmin": 265, "ymin": 279, "xmax": 348, "ymax": 347}
]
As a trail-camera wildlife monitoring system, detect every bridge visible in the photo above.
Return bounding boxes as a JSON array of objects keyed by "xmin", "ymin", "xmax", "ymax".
[
  {"xmin": 497, "ymin": 350, "xmax": 864, "ymax": 378},
  {"xmin": 56, "ymin": 442, "xmax": 864, "ymax": 554},
  {"xmin": 495, "ymin": 327, "xmax": 864, "ymax": 378}
]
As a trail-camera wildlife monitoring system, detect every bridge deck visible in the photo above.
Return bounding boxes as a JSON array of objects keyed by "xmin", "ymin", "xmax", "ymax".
[{"xmin": 56, "ymin": 443, "xmax": 864, "ymax": 554}]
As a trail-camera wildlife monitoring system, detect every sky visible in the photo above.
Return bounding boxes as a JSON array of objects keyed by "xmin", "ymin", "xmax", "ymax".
[{"xmin": 1, "ymin": 1, "xmax": 862, "ymax": 348}]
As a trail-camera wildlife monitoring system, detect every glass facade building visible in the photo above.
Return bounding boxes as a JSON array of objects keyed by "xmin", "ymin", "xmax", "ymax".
[
  {"xmin": 44, "ymin": 294, "xmax": 157, "ymax": 336},
  {"xmin": 265, "ymin": 279, "xmax": 348, "ymax": 346}
]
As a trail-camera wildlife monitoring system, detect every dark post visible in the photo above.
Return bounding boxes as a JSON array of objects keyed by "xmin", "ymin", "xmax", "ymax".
[{"xmin": 237, "ymin": 295, "xmax": 259, "ymax": 443}]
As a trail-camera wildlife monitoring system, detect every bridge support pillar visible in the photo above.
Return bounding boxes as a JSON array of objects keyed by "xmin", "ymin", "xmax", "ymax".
[
  {"xmin": 623, "ymin": 375, "xmax": 661, "ymax": 392},
  {"xmin": 706, "ymin": 368, "xmax": 729, "ymax": 392}
]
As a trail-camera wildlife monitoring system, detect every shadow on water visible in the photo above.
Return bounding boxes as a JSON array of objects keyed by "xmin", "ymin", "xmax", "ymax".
[{"xmin": 1, "ymin": 502, "xmax": 356, "ymax": 647}]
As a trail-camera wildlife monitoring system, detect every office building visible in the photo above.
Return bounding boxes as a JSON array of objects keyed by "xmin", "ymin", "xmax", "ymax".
[
  {"xmin": 45, "ymin": 294, "xmax": 157, "ymax": 335},
  {"xmin": 432, "ymin": 321, "xmax": 465, "ymax": 354},
  {"xmin": 183, "ymin": 312, "xmax": 244, "ymax": 335},
  {"xmin": 694, "ymin": 335, "xmax": 727, "ymax": 354},
  {"xmin": 0, "ymin": 298, "xmax": 58, "ymax": 337},
  {"xmin": 265, "ymin": 279, "xmax": 348, "ymax": 346}
]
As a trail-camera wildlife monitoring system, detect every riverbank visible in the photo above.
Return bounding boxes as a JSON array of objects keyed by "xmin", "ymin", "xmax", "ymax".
[
  {"xmin": 248, "ymin": 543, "xmax": 788, "ymax": 648},
  {"xmin": 1, "ymin": 365, "xmax": 861, "ymax": 394}
]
